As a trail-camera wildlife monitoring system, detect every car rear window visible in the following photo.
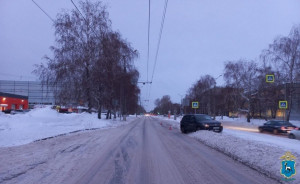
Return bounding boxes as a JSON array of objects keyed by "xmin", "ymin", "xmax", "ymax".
[
  {"xmin": 182, "ymin": 115, "xmax": 190, "ymax": 121},
  {"xmin": 277, "ymin": 121, "xmax": 293, "ymax": 126},
  {"xmin": 195, "ymin": 115, "xmax": 212, "ymax": 121}
]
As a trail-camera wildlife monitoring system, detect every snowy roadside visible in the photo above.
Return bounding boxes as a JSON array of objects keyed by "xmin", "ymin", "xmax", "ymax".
[
  {"xmin": 0, "ymin": 106, "xmax": 138, "ymax": 147},
  {"xmin": 216, "ymin": 116, "xmax": 300, "ymax": 128},
  {"xmin": 154, "ymin": 116, "xmax": 300, "ymax": 183}
]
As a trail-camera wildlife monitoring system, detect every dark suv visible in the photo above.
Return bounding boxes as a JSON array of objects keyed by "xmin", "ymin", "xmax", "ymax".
[{"xmin": 180, "ymin": 114, "xmax": 223, "ymax": 133}]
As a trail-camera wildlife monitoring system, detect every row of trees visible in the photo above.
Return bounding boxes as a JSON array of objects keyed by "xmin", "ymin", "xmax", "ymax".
[
  {"xmin": 33, "ymin": 1, "xmax": 143, "ymax": 119},
  {"xmin": 184, "ymin": 25, "xmax": 300, "ymax": 121},
  {"xmin": 152, "ymin": 25, "xmax": 300, "ymax": 121},
  {"xmin": 152, "ymin": 95, "xmax": 180, "ymax": 115}
]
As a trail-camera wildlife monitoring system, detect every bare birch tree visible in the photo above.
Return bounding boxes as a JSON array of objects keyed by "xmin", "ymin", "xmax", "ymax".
[{"xmin": 261, "ymin": 25, "xmax": 300, "ymax": 120}]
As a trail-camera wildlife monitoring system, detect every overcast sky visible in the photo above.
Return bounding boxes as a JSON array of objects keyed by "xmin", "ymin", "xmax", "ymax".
[{"xmin": 1, "ymin": 0, "xmax": 300, "ymax": 111}]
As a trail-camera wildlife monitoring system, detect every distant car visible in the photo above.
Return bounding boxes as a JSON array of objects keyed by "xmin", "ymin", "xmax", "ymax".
[
  {"xmin": 288, "ymin": 129, "xmax": 300, "ymax": 140},
  {"xmin": 258, "ymin": 120, "xmax": 298, "ymax": 134},
  {"xmin": 58, "ymin": 108, "xmax": 71, "ymax": 113},
  {"xmin": 3, "ymin": 109, "xmax": 12, "ymax": 114},
  {"xmin": 10, "ymin": 110, "xmax": 25, "ymax": 115},
  {"xmin": 180, "ymin": 114, "xmax": 223, "ymax": 133}
]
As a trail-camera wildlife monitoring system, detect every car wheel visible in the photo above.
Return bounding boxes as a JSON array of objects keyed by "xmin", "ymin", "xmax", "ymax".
[
  {"xmin": 273, "ymin": 129, "xmax": 278, "ymax": 135},
  {"xmin": 288, "ymin": 134, "xmax": 296, "ymax": 139},
  {"xmin": 258, "ymin": 127, "xmax": 263, "ymax": 133}
]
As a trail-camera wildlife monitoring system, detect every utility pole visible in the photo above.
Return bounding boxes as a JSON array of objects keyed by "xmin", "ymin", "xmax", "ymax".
[
  {"xmin": 213, "ymin": 74, "xmax": 222, "ymax": 119},
  {"xmin": 178, "ymin": 94, "xmax": 183, "ymax": 115}
]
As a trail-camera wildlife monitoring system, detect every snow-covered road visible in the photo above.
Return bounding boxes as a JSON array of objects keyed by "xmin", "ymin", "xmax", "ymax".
[{"xmin": 0, "ymin": 117, "xmax": 278, "ymax": 184}]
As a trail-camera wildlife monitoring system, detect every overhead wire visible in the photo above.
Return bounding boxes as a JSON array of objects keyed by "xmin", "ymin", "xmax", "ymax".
[
  {"xmin": 147, "ymin": 0, "xmax": 151, "ymax": 83},
  {"xmin": 70, "ymin": 0, "xmax": 101, "ymax": 38},
  {"xmin": 31, "ymin": 0, "xmax": 55, "ymax": 22},
  {"xmin": 147, "ymin": 0, "xmax": 169, "ymax": 105},
  {"xmin": 70, "ymin": 0, "xmax": 87, "ymax": 23},
  {"xmin": 150, "ymin": 0, "xmax": 169, "ymax": 84}
]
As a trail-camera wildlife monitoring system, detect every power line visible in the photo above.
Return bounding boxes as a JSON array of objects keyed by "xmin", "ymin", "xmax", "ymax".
[
  {"xmin": 147, "ymin": 0, "xmax": 151, "ymax": 83},
  {"xmin": 150, "ymin": 0, "xmax": 169, "ymax": 84},
  {"xmin": 31, "ymin": 0, "xmax": 54, "ymax": 22},
  {"xmin": 70, "ymin": 0, "xmax": 87, "ymax": 23},
  {"xmin": 147, "ymin": 0, "xmax": 169, "ymax": 105},
  {"xmin": 70, "ymin": 0, "xmax": 101, "ymax": 39}
]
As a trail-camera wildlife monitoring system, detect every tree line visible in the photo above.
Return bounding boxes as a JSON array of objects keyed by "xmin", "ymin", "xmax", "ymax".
[
  {"xmin": 153, "ymin": 25, "xmax": 300, "ymax": 121},
  {"xmin": 33, "ymin": 1, "xmax": 144, "ymax": 119},
  {"xmin": 152, "ymin": 95, "xmax": 180, "ymax": 115}
]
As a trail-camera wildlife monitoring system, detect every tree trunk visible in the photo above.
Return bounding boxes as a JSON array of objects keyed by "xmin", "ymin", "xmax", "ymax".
[
  {"xmin": 106, "ymin": 110, "xmax": 112, "ymax": 119},
  {"xmin": 85, "ymin": 64, "xmax": 92, "ymax": 113},
  {"xmin": 286, "ymin": 83, "xmax": 294, "ymax": 121},
  {"xmin": 113, "ymin": 110, "xmax": 116, "ymax": 119},
  {"xmin": 97, "ymin": 105, "xmax": 101, "ymax": 119},
  {"xmin": 286, "ymin": 99, "xmax": 292, "ymax": 121},
  {"xmin": 247, "ymin": 113, "xmax": 250, "ymax": 122}
]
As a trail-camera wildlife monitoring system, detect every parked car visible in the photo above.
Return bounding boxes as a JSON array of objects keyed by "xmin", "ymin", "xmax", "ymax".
[
  {"xmin": 58, "ymin": 108, "xmax": 71, "ymax": 114},
  {"xmin": 10, "ymin": 110, "xmax": 26, "ymax": 114},
  {"xmin": 288, "ymin": 129, "xmax": 300, "ymax": 140},
  {"xmin": 258, "ymin": 120, "xmax": 298, "ymax": 134},
  {"xmin": 180, "ymin": 114, "xmax": 223, "ymax": 133},
  {"xmin": 3, "ymin": 109, "xmax": 12, "ymax": 114}
]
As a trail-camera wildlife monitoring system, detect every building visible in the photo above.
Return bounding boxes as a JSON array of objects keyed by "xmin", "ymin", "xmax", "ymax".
[
  {"xmin": 0, "ymin": 80, "xmax": 56, "ymax": 107},
  {"xmin": 0, "ymin": 92, "xmax": 29, "ymax": 111}
]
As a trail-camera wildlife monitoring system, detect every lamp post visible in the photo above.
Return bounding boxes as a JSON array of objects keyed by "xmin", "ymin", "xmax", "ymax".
[
  {"xmin": 178, "ymin": 94, "xmax": 183, "ymax": 115},
  {"xmin": 213, "ymin": 74, "xmax": 222, "ymax": 120}
]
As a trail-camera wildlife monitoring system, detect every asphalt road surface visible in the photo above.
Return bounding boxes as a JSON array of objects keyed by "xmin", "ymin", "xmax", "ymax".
[{"xmin": 0, "ymin": 117, "xmax": 279, "ymax": 184}]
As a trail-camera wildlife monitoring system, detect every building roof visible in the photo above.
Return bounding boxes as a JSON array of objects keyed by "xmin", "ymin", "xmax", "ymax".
[{"xmin": 0, "ymin": 92, "xmax": 28, "ymax": 100}]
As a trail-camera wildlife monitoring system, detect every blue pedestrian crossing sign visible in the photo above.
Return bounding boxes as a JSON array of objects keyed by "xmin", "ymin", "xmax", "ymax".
[
  {"xmin": 279, "ymin": 101, "xmax": 288, "ymax": 109},
  {"xmin": 192, "ymin": 102, "xmax": 199, "ymax": 109},
  {"xmin": 266, "ymin": 75, "xmax": 274, "ymax": 83}
]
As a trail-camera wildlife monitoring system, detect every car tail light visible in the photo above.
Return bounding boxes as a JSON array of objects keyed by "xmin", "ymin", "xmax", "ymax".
[
  {"xmin": 295, "ymin": 127, "xmax": 299, "ymax": 130},
  {"xmin": 280, "ymin": 126, "xmax": 285, "ymax": 130}
]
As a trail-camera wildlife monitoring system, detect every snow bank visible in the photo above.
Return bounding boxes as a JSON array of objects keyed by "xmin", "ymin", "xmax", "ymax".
[
  {"xmin": 0, "ymin": 106, "xmax": 137, "ymax": 147},
  {"xmin": 155, "ymin": 116, "xmax": 300, "ymax": 182},
  {"xmin": 217, "ymin": 116, "xmax": 300, "ymax": 127},
  {"xmin": 189, "ymin": 130, "xmax": 300, "ymax": 183}
]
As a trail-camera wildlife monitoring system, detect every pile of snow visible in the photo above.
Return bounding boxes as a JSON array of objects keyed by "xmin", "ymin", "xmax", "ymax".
[
  {"xmin": 155, "ymin": 116, "xmax": 299, "ymax": 182},
  {"xmin": 0, "ymin": 106, "xmax": 137, "ymax": 147}
]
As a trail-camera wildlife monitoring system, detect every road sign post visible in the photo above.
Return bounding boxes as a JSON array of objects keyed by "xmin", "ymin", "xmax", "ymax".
[
  {"xmin": 266, "ymin": 75, "xmax": 274, "ymax": 83},
  {"xmin": 279, "ymin": 101, "xmax": 288, "ymax": 109},
  {"xmin": 279, "ymin": 101, "xmax": 288, "ymax": 121},
  {"xmin": 192, "ymin": 102, "xmax": 199, "ymax": 114}
]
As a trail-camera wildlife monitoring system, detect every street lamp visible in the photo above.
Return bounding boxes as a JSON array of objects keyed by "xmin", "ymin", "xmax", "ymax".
[
  {"xmin": 213, "ymin": 74, "xmax": 223, "ymax": 119},
  {"xmin": 178, "ymin": 94, "xmax": 183, "ymax": 115}
]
